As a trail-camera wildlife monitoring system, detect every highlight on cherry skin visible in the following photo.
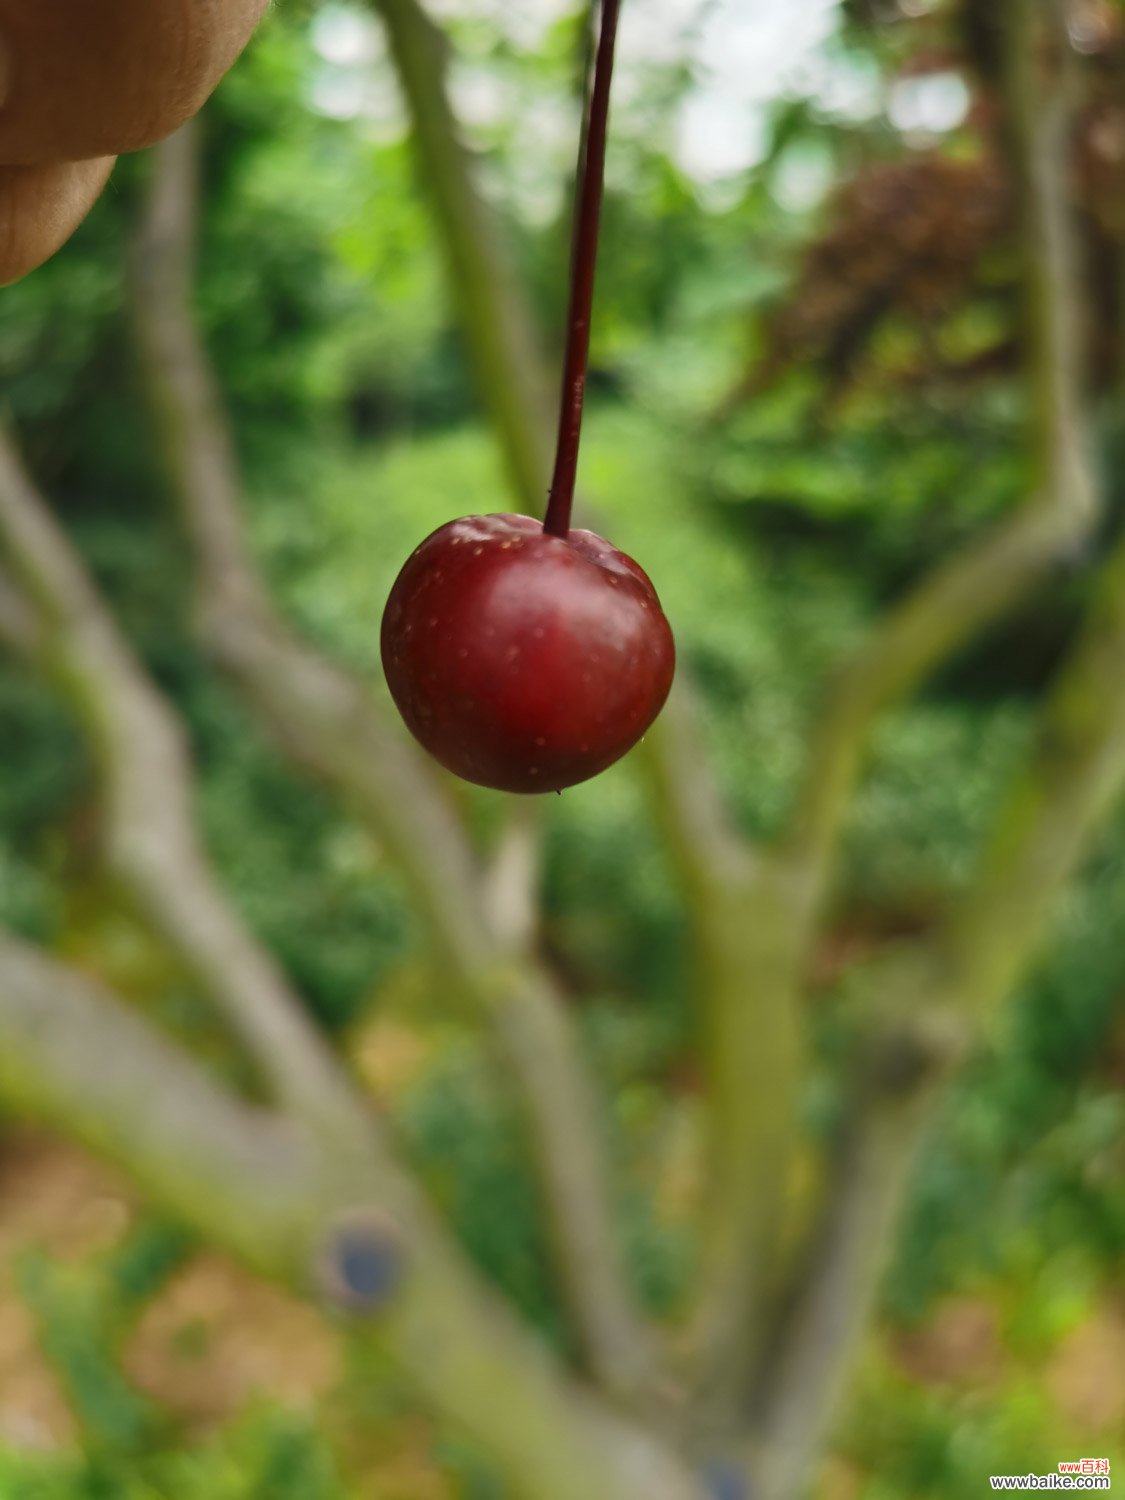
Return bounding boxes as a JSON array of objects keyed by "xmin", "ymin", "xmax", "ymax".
[{"xmin": 380, "ymin": 513, "xmax": 676, "ymax": 794}]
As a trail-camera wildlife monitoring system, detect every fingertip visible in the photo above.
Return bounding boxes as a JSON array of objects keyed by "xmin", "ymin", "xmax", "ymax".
[{"xmin": 0, "ymin": 155, "xmax": 115, "ymax": 285}]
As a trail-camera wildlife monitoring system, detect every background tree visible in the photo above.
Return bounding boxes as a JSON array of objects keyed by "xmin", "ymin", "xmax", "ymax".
[{"xmin": 0, "ymin": 1, "xmax": 1123, "ymax": 1497}]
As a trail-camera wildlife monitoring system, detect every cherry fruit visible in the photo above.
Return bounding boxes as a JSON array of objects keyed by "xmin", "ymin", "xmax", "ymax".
[
  {"xmin": 380, "ymin": 0, "xmax": 672, "ymax": 792},
  {"xmin": 381, "ymin": 512, "xmax": 674, "ymax": 793}
]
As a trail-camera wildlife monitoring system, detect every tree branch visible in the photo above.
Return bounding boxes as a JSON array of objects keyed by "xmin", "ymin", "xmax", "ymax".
[
  {"xmin": 772, "ymin": 407, "xmax": 1125, "ymax": 1464},
  {"xmin": 638, "ymin": 680, "xmax": 802, "ymax": 1404},
  {"xmin": 678, "ymin": 876, "xmax": 803, "ymax": 1413},
  {"xmin": 750, "ymin": 996, "xmax": 968, "ymax": 1500},
  {"xmin": 639, "ymin": 679, "xmax": 754, "ymax": 907},
  {"xmin": 945, "ymin": 539, "xmax": 1125, "ymax": 1013},
  {"xmin": 0, "ymin": 928, "xmax": 320, "ymax": 1265},
  {"xmin": 756, "ymin": 511, "xmax": 1125, "ymax": 1495},
  {"xmin": 780, "ymin": 0, "xmax": 1097, "ymax": 928},
  {"xmin": 782, "ymin": 502, "xmax": 1082, "ymax": 917},
  {"xmin": 370, "ymin": 0, "xmax": 556, "ymax": 517},
  {"xmin": 1005, "ymin": 0, "xmax": 1089, "ymax": 510},
  {"xmin": 0, "ymin": 930, "xmax": 705, "ymax": 1500},
  {"xmin": 0, "ymin": 422, "xmax": 361, "ymax": 1135},
  {"xmin": 747, "ymin": 8, "xmax": 1104, "ymax": 1492},
  {"xmin": 481, "ymin": 797, "xmax": 541, "ymax": 952},
  {"xmin": 129, "ymin": 121, "xmax": 659, "ymax": 1408},
  {"xmin": 753, "ymin": 1087, "xmax": 934, "ymax": 1500}
]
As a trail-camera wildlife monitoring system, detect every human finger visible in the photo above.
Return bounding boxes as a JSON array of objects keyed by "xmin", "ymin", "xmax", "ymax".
[
  {"xmin": 0, "ymin": 156, "xmax": 116, "ymax": 285},
  {"xmin": 0, "ymin": 0, "xmax": 270, "ymax": 165}
]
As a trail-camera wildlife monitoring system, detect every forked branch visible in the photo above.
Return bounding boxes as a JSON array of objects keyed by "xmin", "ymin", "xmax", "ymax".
[
  {"xmin": 0, "ymin": 929, "xmax": 705, "ymax": 1500},
  {"xmin": 752, "ymin": 1052, "xmax": 947, "ymax": 1500},
  {"xmin": 0, "ymin": 424, "xmax": 360, "ymax": 1135},
  {"xmin": 0, "ymin": 927, "xmax": 321, "ymax": 1266},
  {"xmin": 752, "ymin": 8, "xmax": 1099, "ymax": 1493},
  {"xmin": 761, "ymin": 504, "xmax": 1125, "ymax": 1497}
]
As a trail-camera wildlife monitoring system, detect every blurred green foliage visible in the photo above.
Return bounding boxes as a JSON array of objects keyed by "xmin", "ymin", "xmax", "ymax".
[
  {"xmin": 17, "ymin": 1223, "xmax": 192, "ymax": 1458},
  {"xmin": 1, "ymin": 0, "xmax": 1123, "ymax": 1495},
  {"xmin": 0, "ymin": 1410, "xmax": 351, "ymax": 1500}
]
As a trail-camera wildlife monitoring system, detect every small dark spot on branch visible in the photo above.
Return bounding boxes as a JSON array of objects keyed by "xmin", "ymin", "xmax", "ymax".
[
  {"xmin": 314, "ymin": 1210, "xmax": 405, "ymax": 1315},
  {"xmin": 702, "ymin": 1458, "xmax": 751, "ymax": 1500}
]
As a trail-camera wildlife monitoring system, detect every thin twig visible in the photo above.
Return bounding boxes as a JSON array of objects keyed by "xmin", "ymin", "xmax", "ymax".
[{"xmin": 544, "ymin": 0, "xmax": 621, "ymax": 538}]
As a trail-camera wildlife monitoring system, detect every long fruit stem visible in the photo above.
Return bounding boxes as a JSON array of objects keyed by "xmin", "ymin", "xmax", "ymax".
[{"xmin": 542, "ymin": 0, "xmax": 622, "ymax": 539}]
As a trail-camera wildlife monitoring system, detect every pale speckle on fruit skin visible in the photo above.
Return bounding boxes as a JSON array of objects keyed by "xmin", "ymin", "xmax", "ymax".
[
  {"xmin": 457, "ymin": 648, "xmax": 469, "ymax": 659},
  {"xmin": 473, "ymin": 547, "xmax": 484, "ymax": 556},
  {"xmin": 532, "ymin": 627, "xmax": 545, "ymax": 640},
  {"xmin": 428, "ymin": 617, "xmax": 439, "ymax": 628},
  {"xmin": 535, "ymin": 737, "xmax": 546, "ymax": 747}
]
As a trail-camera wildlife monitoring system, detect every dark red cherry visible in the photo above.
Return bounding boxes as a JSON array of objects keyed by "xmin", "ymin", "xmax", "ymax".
[{"xmin": 381, "ymin": 513, "xmax": 675, "ymax": 793}]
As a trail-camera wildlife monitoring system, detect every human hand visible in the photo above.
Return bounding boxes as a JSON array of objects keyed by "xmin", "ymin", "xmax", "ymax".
[{"xmin": 0, "ymin": 0, "xmax": 270, "ymax": 283}]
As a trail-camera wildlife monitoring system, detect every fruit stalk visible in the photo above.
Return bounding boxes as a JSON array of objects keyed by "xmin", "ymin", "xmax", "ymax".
[{"xmin": 542, "ymin": 0, "xmax": 622, "ymax": 540}]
